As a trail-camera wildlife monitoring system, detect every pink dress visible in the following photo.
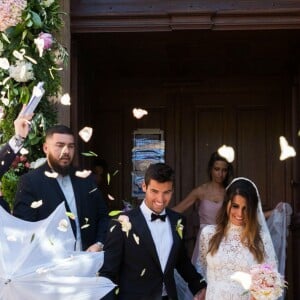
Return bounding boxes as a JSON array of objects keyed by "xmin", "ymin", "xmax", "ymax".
[{"xmin": 191, "ymin": 199, "xmax": 223, "ymax": 265}]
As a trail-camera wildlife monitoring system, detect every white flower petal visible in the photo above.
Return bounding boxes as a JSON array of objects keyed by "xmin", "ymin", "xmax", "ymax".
[
  {"xmin": 108, "ymin": 194, "xmax": 115, "ymax": 200},
  {"xmin": 75, "ymin": 169, "xmax": 92, "ymax": 178},
  {"xmin": 89, "ymin": 187, "xmax": 97, "ymax": 194},
  {"xmin": 60, "ymin": 93, "xmax": 71, "ymax": 105},
  {"xmin": 217, "ymin": 145, "xmax": 235, "ymax": 163},
  {"xmin": 30, "ymin": 200, "xmax": 43, "ymax": 209},
  {"xmin": 81, "ymin": 223, "xmax": 90, "ymax": 229},
  {"xmin": 6, "ymin": 235, "xmax": 17, "ymax": 242},
  {"xmin": 57, "ymin": 219, "xmax": 68, "ymax": 232},
  {"xmin": 78, "ymin": 126, "xmax": 93, "ymax": 142},
  {"xmin": 133, "ymin": 233, "xmax": 140, "ymax": 245},
  {"xmin": 140, "ymin": 268, "xmax": 146, "ymax": 276},
  {"xmin": 20, "ymin": 147, "xmax": 29, "ymax": 155},
  {"xmin": 30, "ymin": 157, "xmax": 47, "ymax": 169},
  {"xmin": 65, "ymin": 212, "xmax": 76, "ymax": 220},
  {"xmin": 133, "ymin": 108, "xmax": 148, "ymax": 119},
  {"xmin": 110, "ymin": 224, "xmax": 116, "ymax": 232},
  {"xmin": 279, "ymin": 136, "xmax": 296, "ymax": 160},
  {"xmin": 44, "ymin": 170, "xmax": 59, "ymax": 178},
  {"xmin": 230, "ymin": 271, "xmax": 252, "ymax": 290},
  {"xmin": 0, "ymin": 58, "xmax": 10, "ymax": 70}
]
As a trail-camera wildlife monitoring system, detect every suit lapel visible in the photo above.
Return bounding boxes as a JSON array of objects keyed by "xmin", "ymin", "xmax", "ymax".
[
  {"xmin": 130, "ymin": 208, "xmax": 161, "ymax": 269},
  {"xmin": 164, "ymin": 209, "xmax": 181, "ymax": 273}
]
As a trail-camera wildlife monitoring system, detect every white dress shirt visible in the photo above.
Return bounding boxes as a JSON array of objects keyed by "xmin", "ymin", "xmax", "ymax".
[
  {"xmin": 140, "ymin": 201, "xmax": 173, "ymax": 296},
  {"xmin": 57, "ymin": 174, "xmax": 82, "ymax": 251}
]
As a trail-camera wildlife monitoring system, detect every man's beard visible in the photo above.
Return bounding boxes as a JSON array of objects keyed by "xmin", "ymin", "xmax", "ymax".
[{"xmin": 48, "ymin": 153, "xmax": 72, "ymax": 176}]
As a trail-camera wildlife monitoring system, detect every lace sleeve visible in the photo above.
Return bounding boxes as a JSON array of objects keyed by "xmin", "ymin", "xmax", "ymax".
[{"xmin": 198, "ymin": 225, "xmax": 215, "ymax": 280}]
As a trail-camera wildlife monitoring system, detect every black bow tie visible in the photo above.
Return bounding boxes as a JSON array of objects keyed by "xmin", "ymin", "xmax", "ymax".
[{"xmin": 151, "ymin": 213, "xmax": 167, "ymax": 222}]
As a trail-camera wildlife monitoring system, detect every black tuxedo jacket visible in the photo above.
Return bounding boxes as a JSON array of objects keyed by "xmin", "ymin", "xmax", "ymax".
[
  {"xmin": 0, "ymin": 143, "xmax": 17, "ymax": 212},
  {"xmin": 0, "ymin": 143, "xmax": 17, "ymax": 179},
  {"xmin": 100, "ymin": 207, "xmax": 206, "ymax": 300},
  {"xmin": 13, "ymin": 162, "xmax": 109, "ymax": 250}
]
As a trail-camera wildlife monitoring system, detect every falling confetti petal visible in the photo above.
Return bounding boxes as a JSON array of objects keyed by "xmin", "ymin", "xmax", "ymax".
[
  {"xmin": 20, "ymin": 148, "xmax": 29, "ymax": 155},
  {"xmin": 30, "ymin": 157, "xmax": 47, "ymax": 169},
  {"xmin": 230, "ymin": 271, "xmax": 252, "ymax": 290},
  {"xmin": 75, "ymin": 169, "xmax": 92, "ymax": 178},
  {"xmin": 57, "ymin": 219, "xmax": 68, "ymax": 232},
  {"xmin": 140, "ymin": 268, "xmax": 146, "ymax": 276},
  {"xmin": 110, "ymin": 225, "xmax": 116, "ymax": 232},
  {"xmin": 7, "ymin": 235, "xmax": 17, "ymax": 242},
  {"xmin": 65, "ymin": 211, "xmax": 76, "ymax": 220},
  {"xmin": 79, "ymin": 126, "xmax": 93, "ymax": 142},
  {"xmin": 133, "ymin": 233, "xmax": 140, "ymax": 245},
  {"xmin": 89, "ymin": 187, "xmax": 97, "ymax": 194},
  {"xmin": 81, "ymin": 224, "xmax": 90, "ymax": 229},
  {"xmin": 44, "ymin": 170, "xmax": 59, "ymax": 178},
  {"xmin": 217, "ymin": 145, "xmax": 235, "ymax": 163},
  {"xmin": 60, "ymin": 93, "xmax": 71, "ymax": 105},
  {"xmin": 279, "ymin": 136, "xmax": 296, "ymax": 160},
  {"xmin": 133, "ymin": 108, "xmax": 148, "ymax": 119},
  {"xmin": 108, "ymin": 210, "xmax": 122, "ymax": 217},
  {"xmin": 108, "ymin": 194, "xmax": 115, "ymax": 200},
  {"xmin": 30, "ymin": 200, "xmax": 43, "ymax": 208},
  {"xmin": 81, "ymin": 151, "xmax": 98, "ymax": 157}
]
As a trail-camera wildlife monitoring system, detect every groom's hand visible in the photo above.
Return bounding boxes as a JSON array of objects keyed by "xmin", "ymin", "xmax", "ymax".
[{"xmin": 194, "ymin": 288, "xmax": 206, "ymax": 300}]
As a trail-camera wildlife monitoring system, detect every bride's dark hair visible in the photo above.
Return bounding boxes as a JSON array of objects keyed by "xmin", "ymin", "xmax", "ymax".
[{"xmin": 208, "ymin": 178, "xmax": 265, "ymax": 263}]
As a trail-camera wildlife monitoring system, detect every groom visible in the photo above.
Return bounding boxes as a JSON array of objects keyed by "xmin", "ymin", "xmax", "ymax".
[{"xmin": 99, "ymin": 163, "xmax": 206, "ymax": 300}]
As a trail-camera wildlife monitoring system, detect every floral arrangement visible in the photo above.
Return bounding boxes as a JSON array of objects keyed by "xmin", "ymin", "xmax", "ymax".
[
  {"xmin": 231, "ymin": 263, "xmax": 287, "ymax": 300},
  {"xmin": 249, "ymin": 264, "xmax": 287, "ymax": 300},
  {"xmin": 0, "ymin": 0, "xmax": 68, "ymax": 208}
]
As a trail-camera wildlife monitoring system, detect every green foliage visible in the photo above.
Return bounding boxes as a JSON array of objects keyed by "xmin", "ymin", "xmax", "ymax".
[
  {"xmin": 1, "ymin": 170, "xmax": 19, "ymax": 210},
  {"xmin": 0, "ymin": 0, "xmax": 68, "ymax": 205}
]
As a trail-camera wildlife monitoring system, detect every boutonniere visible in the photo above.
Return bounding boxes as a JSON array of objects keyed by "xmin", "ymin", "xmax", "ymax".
[
  {"xmin": 117, "ymin": 215, "xmax": 132, "ymax": 237},
  {"xmin": 176, "ymin": 219, "xmax": 184, "ymax": 239}
]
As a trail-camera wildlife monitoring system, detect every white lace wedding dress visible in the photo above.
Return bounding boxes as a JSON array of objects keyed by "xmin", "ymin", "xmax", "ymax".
[{"xmin": 199, "ymin": 223, "xmax": 277, "ymax": 300}]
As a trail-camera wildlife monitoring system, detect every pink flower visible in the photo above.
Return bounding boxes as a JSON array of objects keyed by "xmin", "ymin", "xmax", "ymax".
[{"xmin": 38, "ymin": 32, "xmax": 53, "ymax": 49}]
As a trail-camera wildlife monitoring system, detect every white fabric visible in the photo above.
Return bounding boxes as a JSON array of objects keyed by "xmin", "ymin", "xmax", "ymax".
[
  {"xmin": 267, "ymin": 202, "xmax": 292, "ymax": 276},
  {"xmin": 0, "ymin": 203, "xmax": 115, "ymax": 300},
  {"xmin": 267, "ymin": 202, "xmax": 292, "ymax": 300},
  {"xmin": 198, "ymin": 177, "xmax": 278, "ymax": 300}
]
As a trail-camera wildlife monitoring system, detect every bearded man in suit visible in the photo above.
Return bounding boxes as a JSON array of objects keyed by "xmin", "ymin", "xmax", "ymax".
[
  {"xmin": 99, "ymin": 163, "xmax": 206, "ymax": 300},
  {"xmin": 13, "ymin": 125, "xmax": 109, "ymax": 251}
]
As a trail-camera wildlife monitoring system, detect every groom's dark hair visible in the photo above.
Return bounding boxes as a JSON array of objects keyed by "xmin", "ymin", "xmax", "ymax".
[{"xmin": 144, "ymin": 163, "xmax": 175, "ymax": 187}]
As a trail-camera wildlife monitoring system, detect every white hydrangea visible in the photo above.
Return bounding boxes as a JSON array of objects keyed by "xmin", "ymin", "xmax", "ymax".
[{"xmin": 9, "ymin": 60, "xmax": 34, "ymax": 82}]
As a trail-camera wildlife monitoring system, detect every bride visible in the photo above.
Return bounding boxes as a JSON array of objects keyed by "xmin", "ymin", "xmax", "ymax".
[{"xmin": 198, "ymin": 177, "xmax": 278, "ymax": 299}]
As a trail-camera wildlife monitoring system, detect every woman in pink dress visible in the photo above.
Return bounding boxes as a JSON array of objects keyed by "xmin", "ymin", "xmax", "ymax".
[{"xmin": 173, "ymin": 151, "xmax": 233, "ymax": 266}]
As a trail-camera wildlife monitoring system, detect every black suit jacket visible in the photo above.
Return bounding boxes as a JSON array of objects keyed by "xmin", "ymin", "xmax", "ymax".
[
  {"xmin": 0, "ymin": 143, "xmax": 17, "ymax": 179},
  {"xmin": 100, "ymin": 207, "xmax": 206, "ymax": 300},
  {"xmin": 13, "ymin": 162, "xmax": 109, "ymax": 250},
  {"xmin": 0, "ymin": 143, "xmax": 17, "ymax": 212}
]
